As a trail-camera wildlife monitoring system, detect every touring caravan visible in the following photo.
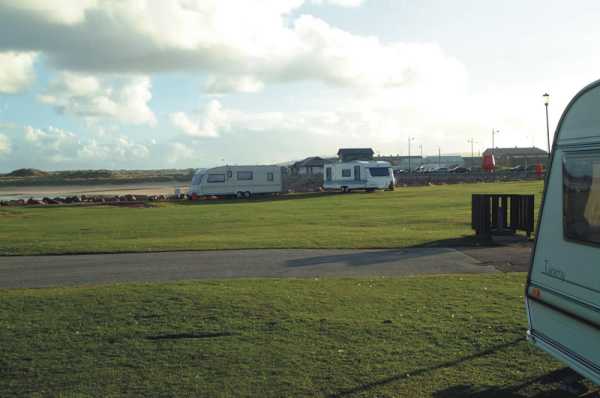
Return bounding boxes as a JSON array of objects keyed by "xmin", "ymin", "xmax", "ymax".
[
  {"xmin": 323, "ymin": 160, "xmax": 394, "ymax": 192},
  {"xmin": 526, "ymin": 80, "xmax": 600, "ymax": 384},
  {"xmin": 189, "ymin": 165, "xmax": 282, "ymax": 198}
]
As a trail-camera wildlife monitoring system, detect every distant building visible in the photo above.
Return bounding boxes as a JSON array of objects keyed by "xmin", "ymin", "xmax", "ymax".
[
  {"xmin": 375, "ymin": 155, "xmax": 421, "ymax": 167},
  {"xmin": 290, "ymin": 157, "xmax": 325, "ymax": 175},
  {"xmin": 337, "ymin": 148, "xmax": 374, "ymax": 162},
  {"xmin": 482, "ymin": 147, "xmax": 548, "ymax": 168}
]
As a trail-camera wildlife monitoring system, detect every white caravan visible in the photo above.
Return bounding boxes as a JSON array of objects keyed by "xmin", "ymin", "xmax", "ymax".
[
  {"xmin": 189, "ymin": 165, "xmax": 282, "ymax": 198},
  {"xmin": 323, "ymin": 161, "xmax": 394, "ymax": 192},
  {"xmin": 526, "ymin": 80, "xmax": 600, "ymax": 384}
]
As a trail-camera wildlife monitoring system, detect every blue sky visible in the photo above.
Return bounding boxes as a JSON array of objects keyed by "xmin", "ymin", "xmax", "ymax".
[{"xmin": 0, "ymin": 0, "xmax": 599, "ymax": 172}]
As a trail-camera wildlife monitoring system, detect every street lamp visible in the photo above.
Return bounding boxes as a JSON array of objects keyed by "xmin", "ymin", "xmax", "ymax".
[
  {"xmin": 408, "ymin": 137, "xmax": 415, "ymax": 173},
  {"xmin": 491, "ymin": 129, "xmax": 500, "ymax": 155},
  {"xmin": 467, "ymin": 138, "xmax": 477, "ymax": 168},
  {"xmin": 543, "ymin": 93, "xmax": 550, "ymax": 157}
]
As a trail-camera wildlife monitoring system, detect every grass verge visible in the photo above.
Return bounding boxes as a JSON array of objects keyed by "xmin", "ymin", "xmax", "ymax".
[{"xmin": 0, "ymin": 273, "xmax": 580, "ymax": 397}]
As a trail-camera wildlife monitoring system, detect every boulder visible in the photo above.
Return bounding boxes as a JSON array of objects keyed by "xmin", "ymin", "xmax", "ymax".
[{"xmin": 26, "ymin": 198, "xmax": 44, "ymax": 205}]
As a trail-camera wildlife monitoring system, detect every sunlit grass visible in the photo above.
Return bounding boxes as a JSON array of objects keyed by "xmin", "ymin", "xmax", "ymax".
[{"xmin": 0, "ymin": 181, "xmax": 543, "ymax": 255}]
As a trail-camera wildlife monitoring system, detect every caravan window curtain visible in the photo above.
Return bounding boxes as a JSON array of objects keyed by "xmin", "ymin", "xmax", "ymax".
[
  {"xmin": 207, "ymin": 174, "xmax": 226, "ymax": 183},
  {"xmin": 237, "ymin": 171, "xmax": 253, "ymax": 180},
  {"xmin": 563, "ymin": 151, "xmax": 600, "ymax": 244}
]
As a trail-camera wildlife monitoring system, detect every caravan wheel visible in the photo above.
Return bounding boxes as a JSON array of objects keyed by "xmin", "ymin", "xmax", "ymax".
[
  {"xmin": 244, "ymin": 191, "xmax": 252, "ymax": 199},
  {"xmin": 236, "ymin": 191, "xmax": 244, "ymax": 199}
]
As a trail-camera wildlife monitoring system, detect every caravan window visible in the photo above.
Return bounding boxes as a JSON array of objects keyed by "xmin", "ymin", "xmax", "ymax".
[
  {"xmin": 563, "ymin": 151, "xmax": 600, "ymax": 245},
  {"xmin": 369, "ymin": 167, "xmax": 390, "ymax": 177},
  {"xmin": 207, "ymin": 174, "xmax": 226, "ymax": 183},
  {"xmin": 267, "ymin": 172, "xmax": 274, "ymax": 181},
  {"xmin": 342, "ymin": 169, "xmax": 351, "ymax": 177},
  {"xmin": 237, "ymin": 171, "xmax": 253, "ymax": 180}
]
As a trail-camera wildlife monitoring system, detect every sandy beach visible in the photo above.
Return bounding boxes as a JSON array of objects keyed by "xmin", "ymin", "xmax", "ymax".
[{"xmin": 0, "ymin": 183, "xmax": 188, "ymax": 201}]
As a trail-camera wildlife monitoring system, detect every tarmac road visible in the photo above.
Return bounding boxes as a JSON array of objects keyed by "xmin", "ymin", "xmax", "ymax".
[{"xmin": 0, "ymin": 247, "xmax": 500, "ymax": 289}]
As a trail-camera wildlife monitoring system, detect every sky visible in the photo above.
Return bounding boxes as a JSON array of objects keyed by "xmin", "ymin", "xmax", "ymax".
[{"xmin": 0, "ymin": 0, "xmax": 599, "ymax": 172}]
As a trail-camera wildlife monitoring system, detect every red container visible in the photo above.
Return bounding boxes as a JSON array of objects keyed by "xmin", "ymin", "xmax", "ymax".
[{"xmin": 482, "ymin": 153, "xmax": 496, "ymax": 172}]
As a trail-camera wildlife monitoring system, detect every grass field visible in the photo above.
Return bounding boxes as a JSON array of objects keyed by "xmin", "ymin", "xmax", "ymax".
[
  {"xmin": 0, "ymin": 273, "xmax": 580, "ymax": 397},
  {"xmin": 0, "ymin": 181, "xmax": 543, "ymax": 255}
]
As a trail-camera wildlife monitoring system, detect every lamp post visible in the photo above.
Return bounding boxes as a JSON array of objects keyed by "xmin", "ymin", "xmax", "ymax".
[
  {"xmin": 491, "ymin": 129, "xmax": 500, "ymax": 154},
  {"xmin": 408, "ymin": 137, "xmax": 415, "ymax": 173},
  {"xmin": 467, "ymin": 138, "xmax": 477, "ymax": 168},
  {"xmin": 543, "ymin": 93, "xmax": 550, "ymax": 157}
]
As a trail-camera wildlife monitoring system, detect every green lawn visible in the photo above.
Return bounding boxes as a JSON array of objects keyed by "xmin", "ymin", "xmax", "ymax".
[
  {"xmin": 0, "ymin": 274, "xmax": 579, "ymax": 397},
  {"xmin": 0, "ymin": 181, "xmax": 543, "ymax": 255}
]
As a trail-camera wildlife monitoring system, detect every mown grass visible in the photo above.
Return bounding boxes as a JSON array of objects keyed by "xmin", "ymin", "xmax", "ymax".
[
  {"xmin": 0, "ymin": 273, "xmax": 579, "ymax": 397},
  {"xmin": 0, "ymin": 181, "xmax": 543, "ymax": 255}
]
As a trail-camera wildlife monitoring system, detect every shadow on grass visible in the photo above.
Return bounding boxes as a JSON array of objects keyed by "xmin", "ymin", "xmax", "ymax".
[
  {"xmin": 328, "ymin": 337, "xmax": 527, "ymax": 397},
  {"xmin": 146, "ymin": 331, "xmax": 235, "ymax": 340},
  {"xmin": 432, "ymin": 367, "xmax": 585, "ymax": 398}
]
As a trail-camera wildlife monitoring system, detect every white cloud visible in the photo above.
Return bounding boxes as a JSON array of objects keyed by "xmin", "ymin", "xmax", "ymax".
[
  {"xmin": 0, "ymin": 1, "xmax": 464, "ymax": 93},
  {"xmin": 170, "ymin": 100, "xmax": 228, "ymax": 138},
  {"xmin": 205, "ymin": 75, "xmax": 264, "ymax": 94},
  {"xmin": 23, "ymin": 125, "xmax": 80, "ymax": 162},
  {"xmin": 78, "ymin": 136, "xmax": 150, "ymax": 161},
  {"xmin": 167, "ymin": 142, "xmax": 195, "ymax": 165},
  {"xmin": 38, "ymin": 73, "xmax": 156, "ymax": 126},
  {"xmin": 310, "ymin": 0, "xmax": 366, "ymax": 7},
  {"xmin": 21, "ymin": 125, "xmax": 150, "ymax": 165},
  {"xmin": 0, "ymin": 52, "xmax": 36, "ymax": 94},
  {"xmin": 0, "ymin": 134, "xmax": 11, "ymax": 155}
]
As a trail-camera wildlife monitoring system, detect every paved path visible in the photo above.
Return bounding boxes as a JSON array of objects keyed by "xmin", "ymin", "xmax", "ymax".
[{"xmin": 0, "ymin": 248, "xmax": 497, "ymax": 288}]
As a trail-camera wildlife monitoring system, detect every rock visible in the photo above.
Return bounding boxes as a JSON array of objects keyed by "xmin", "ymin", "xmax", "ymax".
[
  {"xmin": 43, "ymin": 197, "xmax": 60, "ymax": 205},
  {"xmin": 26, "ymin": 198, "xmax": 44, "ymax": 205}
]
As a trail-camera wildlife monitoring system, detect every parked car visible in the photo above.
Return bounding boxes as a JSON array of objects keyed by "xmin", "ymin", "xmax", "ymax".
[
  {"xmin": 509, "ymin": 165, "xmax": 525, "ymax": 172},
  {"xmin": 449, "ymin": 166, "xmax": 470, "ymax": 173}
]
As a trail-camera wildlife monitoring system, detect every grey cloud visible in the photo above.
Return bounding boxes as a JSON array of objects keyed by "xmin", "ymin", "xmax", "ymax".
[{"xmin": 0, "ymin": 3, "xmax": 464, "ymax": 93}]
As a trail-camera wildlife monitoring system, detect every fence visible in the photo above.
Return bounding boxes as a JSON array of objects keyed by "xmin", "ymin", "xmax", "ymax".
[{"xmin": 395, "ymin": 171, "xmax": 544, "ymax": 186}]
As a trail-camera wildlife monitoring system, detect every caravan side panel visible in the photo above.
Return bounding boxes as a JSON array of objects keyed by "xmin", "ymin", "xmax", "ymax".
[{"xmin": 526, "ymin": 81, "xmax": 600, "ymax": 384}]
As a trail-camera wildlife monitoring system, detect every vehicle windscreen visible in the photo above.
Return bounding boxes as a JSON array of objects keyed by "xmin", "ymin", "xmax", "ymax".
[
  {"xmin": 369, "ymin": 167, "xmax": 390, "ymax": 177},
  {"xmin": 563, "ymin": 151, "xmax": 600, "ymax": 244}
]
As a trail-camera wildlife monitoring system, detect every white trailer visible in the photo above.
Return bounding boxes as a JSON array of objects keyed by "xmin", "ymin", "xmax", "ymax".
[
  {"xmin": 526, "ymin": 80, "xmax": 600, "ymax": 384},
  {"xmin": 323, "ymin": 160, "xmax": 394, "ymax": 192},
  {"xmin": 189, "ymin": 165, "xmax": 282, "ymax": 198}
]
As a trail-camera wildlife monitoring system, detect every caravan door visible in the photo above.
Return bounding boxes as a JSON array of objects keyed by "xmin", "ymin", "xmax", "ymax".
[
  {"xmin": 526, "ymin": 80, "xmax": 600, "ymax": 384},
  {"xmin": 354, "ymin": 165, "xmax": 361, "ymax": 181}
]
